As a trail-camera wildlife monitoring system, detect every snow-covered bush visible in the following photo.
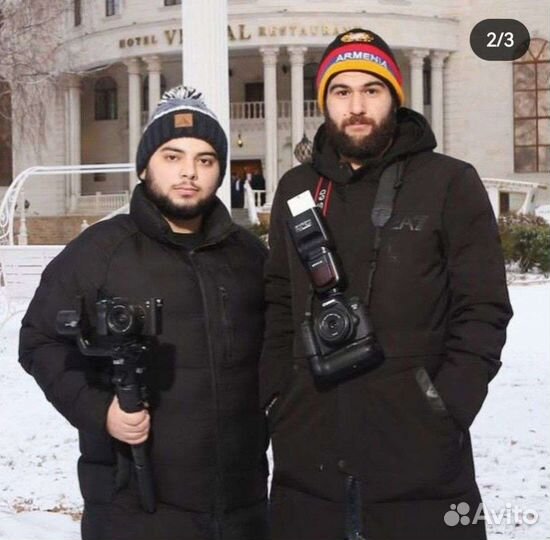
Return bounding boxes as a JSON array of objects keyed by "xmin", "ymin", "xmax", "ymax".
[{"xmin": 499, "ymin": 214, "xmax": 550, "ymax": 275}]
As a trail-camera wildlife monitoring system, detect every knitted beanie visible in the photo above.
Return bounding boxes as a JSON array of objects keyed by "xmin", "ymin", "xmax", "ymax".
[
  {"xmin": 136, "ymin": 86, "xmax": 228, "ymax": 182},
  {"xmin": 316, "ymin": 28, "xmax": 405, "ymax": 113}
]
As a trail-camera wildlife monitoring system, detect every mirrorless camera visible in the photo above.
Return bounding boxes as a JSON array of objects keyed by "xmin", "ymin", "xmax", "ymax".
[
  {"xmin": 287, "ymin": 191, "xmax": 384, "ymax": 384},
  {"xmin": 96, "ymin": 298, "xmax": 162, "ymax": 337},
  {"xmin": 57, "ymin": 297, "xmax": 162, "ymax": 339}
]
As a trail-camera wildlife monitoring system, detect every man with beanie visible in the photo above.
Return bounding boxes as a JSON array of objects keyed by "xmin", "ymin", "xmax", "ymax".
[
  {"xmin": 261, "ymin": 29, "xmax": 512, "ymax": 540},
  {"xmin": 19, "ymin": 86, "xmax": 269, "ymax": 540}
]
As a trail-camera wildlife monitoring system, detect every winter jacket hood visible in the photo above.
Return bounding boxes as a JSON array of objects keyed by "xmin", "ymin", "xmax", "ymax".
[{"xmin": 312, "ymin": 107, "xmax": 437, "ymax": 184}]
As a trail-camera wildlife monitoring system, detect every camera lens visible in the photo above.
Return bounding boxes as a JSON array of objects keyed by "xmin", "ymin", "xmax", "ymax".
[
  {"xmin": 107, "ymin": 304, "xmax": 136, "ymax": 335},
  {"xmin": 317, "ymin": 307, "xmax": 353, "ymax": 345}
]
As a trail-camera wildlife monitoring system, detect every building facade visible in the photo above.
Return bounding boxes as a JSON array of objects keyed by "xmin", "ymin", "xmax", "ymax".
[{"xmin": 1, "ymin": 0, "xmax": 549, "ymax": 216}]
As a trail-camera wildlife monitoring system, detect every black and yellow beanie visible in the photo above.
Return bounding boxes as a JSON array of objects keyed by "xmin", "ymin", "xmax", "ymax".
[
  {"xmin": 136, "ymin": 86, "xmax": 228, "ymax": 182},
  {"xmin": 316, "ymin": 28, "xmax": 405, "ymax": 113}
]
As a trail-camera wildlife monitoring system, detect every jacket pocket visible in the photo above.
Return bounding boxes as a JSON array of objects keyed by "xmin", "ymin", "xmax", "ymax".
[
  {"xmin": 218, "ymin": 284, "xmax": 264, "ymax": 367},
  {"xmin": 415, "ymin": 366, "xmax": 450, "ymax": 417},
  {"xmin": 359, "ymin": 366, "xmax": 466, "ymax": 499}
]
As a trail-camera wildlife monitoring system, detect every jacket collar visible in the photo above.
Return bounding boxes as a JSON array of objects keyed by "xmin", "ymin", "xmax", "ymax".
[{"xmin": 130, "ymin": 183, "xmax": 238, "ymax": 248}]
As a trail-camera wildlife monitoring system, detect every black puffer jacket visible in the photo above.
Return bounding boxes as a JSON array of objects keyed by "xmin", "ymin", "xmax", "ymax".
[
  {"xmin": 19, "ymin": 185, "xmax": 268, "ymax": 540},
  {"xmin": 261, "ymin": 108, "xmax": 513, "ymax": 540}
]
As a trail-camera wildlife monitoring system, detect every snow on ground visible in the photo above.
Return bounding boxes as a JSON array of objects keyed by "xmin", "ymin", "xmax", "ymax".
[
  {"xmin": 471, "ymin": 282, "xmax": 550, "ymax": 539},
  {"xmin": 0, "ymin": 282, "xmax": 549, "ymax": 539}
]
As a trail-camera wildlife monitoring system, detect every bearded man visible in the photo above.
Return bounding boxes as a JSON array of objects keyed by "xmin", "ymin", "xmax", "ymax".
[
  {"xmin": 260, "ymin": 28, "xmax": 512, "ymax": 540},
  {"xmin": 19, "ymin": 86, "xmax": 268, "ymax": 540}
]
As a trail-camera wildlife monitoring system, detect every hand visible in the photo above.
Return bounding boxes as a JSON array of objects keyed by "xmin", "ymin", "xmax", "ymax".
[{"xmin": 106, "ymin": 396, "xmax": 150, "ymax": 445}]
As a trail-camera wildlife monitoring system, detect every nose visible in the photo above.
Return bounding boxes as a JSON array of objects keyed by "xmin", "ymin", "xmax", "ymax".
[
  {"xmin": 349, "ymin": 90, "xmax": 366, "ymax": 116},
  {"xmin": 179, "ymin": 158, "xmax": 197, "ymax": 180}
]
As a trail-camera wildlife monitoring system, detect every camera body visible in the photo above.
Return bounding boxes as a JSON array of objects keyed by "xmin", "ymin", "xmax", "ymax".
[
  {"xmin": 301, "ymin": 294, "xmax": 383, "ymax": 384},
  {"xmin": 315, "ymin": 294, "xmax": 376, "ymax": 357},
  {"xmin": 287, "ymin": 191, "xmax": 384, "ymax": 384},
  {"xmin": 96, "ymin": 298, "xmax": 162, "ymax": 337},
  {"xmin": 56, "ymin": 297, "xmax": 163, "ymax": 342}
]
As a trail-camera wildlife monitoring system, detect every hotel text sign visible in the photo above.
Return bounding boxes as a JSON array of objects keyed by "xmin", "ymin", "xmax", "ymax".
[{"xmin": 119, "ymin": 23, "xmax": 351, "ymax": 49}]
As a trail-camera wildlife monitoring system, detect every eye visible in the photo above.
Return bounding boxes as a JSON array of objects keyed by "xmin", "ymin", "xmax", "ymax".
[
  {"xmin": 198, "ymin": 157, "xmax": 216, "ymax": 167},
  {"xmin": 329, "ymin": 87, "xmax": 349, "ymax": 97},
  {"xmin": 164, "ymin": 153, "xmax": 179, "ymax": 162},
  {"xmin": 365, "ymin": 87, "xmax": 379, "ymax": 95}
]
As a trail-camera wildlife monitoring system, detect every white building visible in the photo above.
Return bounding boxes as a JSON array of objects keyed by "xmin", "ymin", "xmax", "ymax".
[{"xmin": 1, "ymin": 0, "xmax": 549, "ymax": 216}]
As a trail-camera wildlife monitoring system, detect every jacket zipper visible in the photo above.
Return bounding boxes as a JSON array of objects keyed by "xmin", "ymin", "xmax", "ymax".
[{"xmin": 188, "ymin": 251, "xmax": 225, "ymax": 540}]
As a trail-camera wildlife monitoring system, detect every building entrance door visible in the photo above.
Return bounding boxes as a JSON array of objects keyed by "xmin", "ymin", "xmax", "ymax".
[{"xmin": 230, "ymin": 159, "xmax": 264, "ymax": 209}]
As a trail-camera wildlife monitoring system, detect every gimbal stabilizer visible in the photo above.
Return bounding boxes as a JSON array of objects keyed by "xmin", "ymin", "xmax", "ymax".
[{"xmin": 57, "ymin": 297, "xmax": 163, "ymax": 513}]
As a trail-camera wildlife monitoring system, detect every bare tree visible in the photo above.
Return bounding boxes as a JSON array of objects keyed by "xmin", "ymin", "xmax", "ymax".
[{"xmin": 0, "ymin": 0, "xmax": 74, "ymax": 147}]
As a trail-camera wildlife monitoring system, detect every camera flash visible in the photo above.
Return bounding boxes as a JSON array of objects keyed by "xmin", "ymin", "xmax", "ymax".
[{"xmin": 287, "ymin": 191, "xmax": 316, "ymax": 217}]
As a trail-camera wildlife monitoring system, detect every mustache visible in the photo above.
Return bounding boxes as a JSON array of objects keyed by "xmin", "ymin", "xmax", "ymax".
[
  {"xmin": 342, "ymin": 116, "xmax": 376, "ymax": 127},
  {"xmin": 173, "ymin": 180, "xmax": 199, "ymax": 188}
]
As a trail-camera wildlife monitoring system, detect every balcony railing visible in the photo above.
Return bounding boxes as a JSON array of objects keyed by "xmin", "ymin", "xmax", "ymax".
[
  {"xmin": 74, "ymin": 191, "xmax": 130, "ymax": 215},
  {"xmin": 230, "ymin": 100, "xmax": 321, "ymax": 120},
  {"xmin": 141, "ymin": 101, "xmax": 322, "ymax": 126}
]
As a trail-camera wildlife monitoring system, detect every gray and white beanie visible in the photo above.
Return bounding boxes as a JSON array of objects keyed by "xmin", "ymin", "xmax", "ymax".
[{"xmin": 136, "ymin": 86, "xmax": 228, "ymax": 183}]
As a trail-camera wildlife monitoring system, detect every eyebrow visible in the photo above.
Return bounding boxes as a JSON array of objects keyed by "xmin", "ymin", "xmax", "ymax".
[
  {"xmin": 328, "ymin": 81, "xmax": 385, "ymax": 92},
  {"xmin": 160, "ymin": 146, "xmax": 218, "ymax": 158}
]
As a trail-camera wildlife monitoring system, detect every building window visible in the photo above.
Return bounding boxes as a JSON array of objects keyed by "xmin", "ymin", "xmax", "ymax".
[
  {"xmin": 245, "ymin": 82, "xmax": 264, "ymax": 103},
  {"xmin": 423, "ymin": 62, "xmax": 431, "ymax": 106},
  {"xmin": 514, "ymin": 38, "xmax": 550, "ymax": 173},
  {"xmin": 105, "ymin": 0, "xmax": 120, "ymax": 17},
  {"xmin": 74, "ymin": 0, "xmax": 81, "ymax": 26},
  {"xmin": 142, "ymin": 75, "xmax": 167, "ymax": 112},
  {"xmin": 164, "ymin": 0, "xmax": 182, "ymax": 5},
  {"xmin": 94, "ymin": 77, "xmax": 118, "ymax": 120},
  {"xmin": 304, "ymin": 62, "xmax": 319, "ymax": 101}
]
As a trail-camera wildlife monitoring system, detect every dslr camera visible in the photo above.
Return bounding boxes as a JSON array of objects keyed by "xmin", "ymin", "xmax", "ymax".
[{"xmin": 287, "ymin": 191, "xmax": 383, "ymax": 384}]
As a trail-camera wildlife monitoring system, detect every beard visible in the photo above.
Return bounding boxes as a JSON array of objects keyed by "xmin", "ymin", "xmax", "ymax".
[
  {"xmin": 325, "ymin": 109, "xmax": 397, "ymax": 161},
  {"xmin": 142, "ymin": 173, "xmax": 217, "ymax": 222}
]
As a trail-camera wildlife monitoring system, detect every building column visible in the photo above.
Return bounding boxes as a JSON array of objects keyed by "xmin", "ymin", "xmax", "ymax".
[
  {"xmin": 181, "ymin": 0, "xmax": 230, "ymax": 209},
  {"xmin": 406, "ymin": 49, "xmax": 429, "ymax": 114},
  {"xmin": 143, "ymin": 55, "xmax": 162, "ymax": 119},
  {"xmin": 66, "ymin": 74, "xmax": 81, "ymax": 212},
  {"xmin": 260, "ymin": 46, "xmax": 279, "ymax": 206},
  {"xmin": 288, "ymin": 46, "xmax": 307, "ymax": 167},
  {"xmin": 430, "ymin": 50, "xmax": 449, "ymax": 152},
  {"xmin": 125, "ymin": 58, "xmax": 142, "ymax": 191},
  {"xmin": 486, "ymin": 186, "xmax": 500, "ymax": 218}
]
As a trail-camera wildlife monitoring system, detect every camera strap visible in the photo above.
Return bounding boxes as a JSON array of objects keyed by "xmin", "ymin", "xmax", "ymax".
[
  {"xmin": 314, "ymin": 176, "xmax": 334, "ymax": 216},
  {"xmin": 365, "ymin": 160, "xmax": 404, "ymax": 307},
  {"xmin": 314, "ymin": 160, "xmax": 404, "ymax": 307}
]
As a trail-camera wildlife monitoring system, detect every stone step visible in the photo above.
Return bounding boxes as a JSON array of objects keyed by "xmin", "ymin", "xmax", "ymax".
[
  {"xmin": 14, "ymin": 215, "xmax": 101, "ymax": 245},
  {"xmin": 12, "ymin": 208, "xmax": 260, "ymax": 245},
  {"xmin": 231, "ymin": 208, "xmax": 252, "ymax": 228}
]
